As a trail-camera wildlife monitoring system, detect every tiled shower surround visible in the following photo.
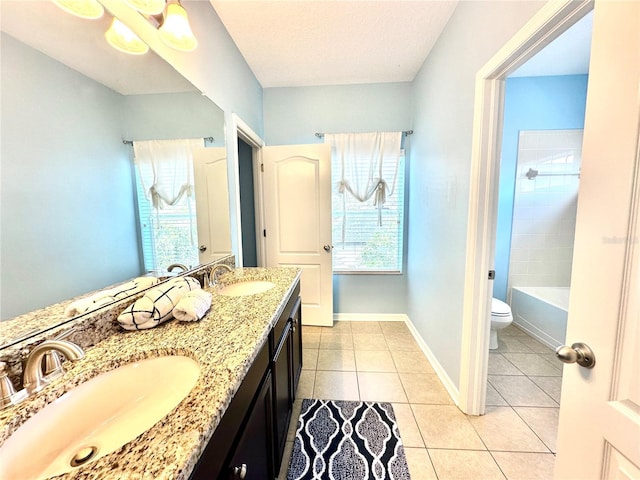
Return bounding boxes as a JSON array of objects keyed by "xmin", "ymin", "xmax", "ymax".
[{"xmin": 508, "ymin": 129, "xmax": 583, "ymax": 298}]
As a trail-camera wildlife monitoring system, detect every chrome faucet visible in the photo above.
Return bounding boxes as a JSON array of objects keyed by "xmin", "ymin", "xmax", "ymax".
[
  {"xmin": 23, "ymin": 340, "xmax": 84, "ymax": 395},
  {"xmin": 167, "ymin": 263, "xmax": 188, "ymax": 273},
  {"xmin": 207, "ymin": 264, "xmax": 233, "ymax": 287}
]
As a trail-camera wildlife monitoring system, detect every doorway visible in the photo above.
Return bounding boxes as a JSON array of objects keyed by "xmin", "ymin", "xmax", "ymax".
[{"xmin": 238, "ymin": 137, "xmax": 258, "ymax": 267}]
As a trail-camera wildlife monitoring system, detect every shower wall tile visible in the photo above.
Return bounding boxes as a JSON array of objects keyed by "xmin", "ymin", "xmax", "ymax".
[{"xmin": 508, "ymin": 130, "xmax": 583, "ymax": 294}]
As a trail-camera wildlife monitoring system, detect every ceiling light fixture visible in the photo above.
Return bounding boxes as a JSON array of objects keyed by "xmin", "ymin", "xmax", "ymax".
[
  {"xmin": 125, "ymin": 0, "xmax": 165, "ymax": 16},
  {"xmin": 52, "ymin": 0, "xmax": 104, "ymax": 19},
  {"xmin": 105, "ymin": 17, "xmax": 149, "ymax": 55},
  {"xmin": 158, "ymin": 0, "xmax": 197, "ymax": 52}
]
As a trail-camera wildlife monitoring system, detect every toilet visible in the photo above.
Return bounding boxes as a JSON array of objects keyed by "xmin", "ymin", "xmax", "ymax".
[{"xmin": 490, "ymin": 298, "xmax": 513, "ymax": 349}]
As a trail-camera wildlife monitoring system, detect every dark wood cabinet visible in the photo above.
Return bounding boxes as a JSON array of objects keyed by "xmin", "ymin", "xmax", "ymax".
[
  {"xmin": 226, "ymin": 371, "xmax": 274, "ymax": 480},
  {"xmin": 189, "ymin": 282, "xmax": 302, "ymax": 480}
]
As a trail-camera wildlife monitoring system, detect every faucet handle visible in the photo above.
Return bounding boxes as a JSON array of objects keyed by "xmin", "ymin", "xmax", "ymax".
[{"xmin": 0, "ymin": 362, "xmax": 26, "ymax": 409}]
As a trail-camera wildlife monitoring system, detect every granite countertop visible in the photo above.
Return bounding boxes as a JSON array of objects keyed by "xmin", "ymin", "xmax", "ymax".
[{"xmin": 0, "ymin": 266, "xmax": 302, "ymax": 480}]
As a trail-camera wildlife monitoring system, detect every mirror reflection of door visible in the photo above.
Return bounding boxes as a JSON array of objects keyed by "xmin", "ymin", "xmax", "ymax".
[{"xmin": 193, "ymin": 147, "xmax": 232, "ymax": 264}]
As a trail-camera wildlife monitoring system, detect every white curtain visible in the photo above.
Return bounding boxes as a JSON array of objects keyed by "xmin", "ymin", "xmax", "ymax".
[
  {"xmin": 133, "ymin": 139, "xmax": 201, "ymax": 210},
  {"xmin": 325, "ymin": 132, "xmax": 402, "ymax": 240}
]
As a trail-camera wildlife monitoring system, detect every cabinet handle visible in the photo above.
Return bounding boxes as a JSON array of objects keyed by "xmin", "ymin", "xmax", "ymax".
[{"xmin": 232, "ymin": 464, "xmax": 247, "ymax": 479}]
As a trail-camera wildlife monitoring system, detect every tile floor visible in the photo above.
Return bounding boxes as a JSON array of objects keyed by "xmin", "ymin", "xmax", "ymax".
[{"xmin": 278, "ymin": 321, "xmax": 562, "ymax": 480}]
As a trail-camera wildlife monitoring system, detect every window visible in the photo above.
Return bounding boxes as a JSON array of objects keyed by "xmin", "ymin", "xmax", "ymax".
[
  {"xmin": 327, "ymin": 133, "xmax": 405, "ymax": 273},
  {"xmin": 132, "ymin": 139, "xmax": 200, "ymax": 273}
]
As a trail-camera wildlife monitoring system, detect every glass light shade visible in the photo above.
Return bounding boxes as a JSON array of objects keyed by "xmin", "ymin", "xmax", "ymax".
[
  {"xmin": 52, "ymin": 0, "xmax": 104, "ymax": 19},
  {"xmin": 125, "ymin": 0, "xmax": 165, "ymax": 15},
  {"xmin": 158, "ymin": 2, "xmax": 198, "ymax": 52},
  {"xmin": 105, "ymin": 18, "xmax": 149, "ymax": 55}
]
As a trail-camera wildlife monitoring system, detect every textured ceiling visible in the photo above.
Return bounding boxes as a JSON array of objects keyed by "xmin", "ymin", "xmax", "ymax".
[{"xmin": 210, "ymin": 0, "xmax": 458, "ymax": 88}]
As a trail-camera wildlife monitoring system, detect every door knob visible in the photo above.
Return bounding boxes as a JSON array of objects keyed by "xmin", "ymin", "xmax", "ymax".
[
  {"xmin": 323, "ymin": 244, "xmax": 333, "ymax": 252},
  {"xmin": 199, "ymin": 245, "xmax": 207, "ymax": 252},
  {"xmin": 555, "ymin": 342, "xmax": 596, "ymax": 369}
]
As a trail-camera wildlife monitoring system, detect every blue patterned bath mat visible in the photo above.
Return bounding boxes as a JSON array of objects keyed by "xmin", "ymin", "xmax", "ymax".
[{"xmin": 287, "ymin": 399, "xmax": 411, "ymax": 480}]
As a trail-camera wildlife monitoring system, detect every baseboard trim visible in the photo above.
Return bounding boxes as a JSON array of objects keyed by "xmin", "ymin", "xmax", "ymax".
[
  {"xmin": 334, "ymin": 312, "xmax": 460, "ymax": 405},
  {"xmin": 404, "ymin": 316, "xmax": 460, "ymax": 406},
  {"xmin": 333, "ymin": 313, "xmax": 409, "ymax": 322}
]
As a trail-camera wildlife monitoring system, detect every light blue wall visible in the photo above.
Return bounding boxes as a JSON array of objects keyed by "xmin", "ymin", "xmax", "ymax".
[
  {"xmin": 1, "ymin": 34, "xmax": 140, "ymax": 319},
  {"xmin": 407, "ymin": 1, "xmax": 545, "ymax": 389},
  {"xmin": 264, "ymin": 83, "xmax": 412, "ymax": 313},
  {"xmin": 494, "ymin": 75, "xmax": 588, "ymax": 301}
]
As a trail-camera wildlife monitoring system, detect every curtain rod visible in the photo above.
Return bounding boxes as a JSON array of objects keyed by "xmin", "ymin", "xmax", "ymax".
[
  {"xmin": 314, "ymin": 130, "xmax": 413, "ymax": 139},
  {"xmin": 122, "ymin": 136, "xmax": 214, "ymax": 146}
]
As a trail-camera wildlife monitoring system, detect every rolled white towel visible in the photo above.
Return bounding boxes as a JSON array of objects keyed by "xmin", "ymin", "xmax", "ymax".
[
  {"xmin": 173, "ymin": 289, "xmax": 213, "ymax": 322},
  {"xmin": 117, "ymin": 277, "xmax": 201, "ymax": 331},
  {"xmin": 65, "ymin": 276, "xmax": 159, "ymax": 317}
]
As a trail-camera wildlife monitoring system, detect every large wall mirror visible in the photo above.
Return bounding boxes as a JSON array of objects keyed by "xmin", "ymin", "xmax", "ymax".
[{"xmin": 0, "ymin": 1, "xmax": 229, "ymax": 347}]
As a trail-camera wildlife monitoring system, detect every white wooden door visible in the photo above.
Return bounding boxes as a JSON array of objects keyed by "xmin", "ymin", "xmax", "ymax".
[
  {"xmin": 555, "ymin": 2, "xmax": 640, "ymax": 478},
  {"xmin": 262, "ymin": 144, "xmax": 333, "ymax": 326},
  {"xmin": 193, "ymin": 147, "xmax": 232, "ymax": 264}
]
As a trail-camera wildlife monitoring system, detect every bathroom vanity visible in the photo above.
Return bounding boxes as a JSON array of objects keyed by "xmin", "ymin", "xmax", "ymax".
[{"xmin": 0, "ymin": 266, "xmax": 302, "ymax": 480}]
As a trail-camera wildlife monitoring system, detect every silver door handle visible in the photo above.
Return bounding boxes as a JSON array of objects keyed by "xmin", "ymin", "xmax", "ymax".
[
  {"xmin": 199, "ymin": 245, "xmax": 207, "ymax": 252},
  {"xmin": 555, "ymin": 342, "xmax": 596, "ymax": 369},
  {"xmin": 323, "ymin": 245, "xmax": 333, "ymax": 252}
]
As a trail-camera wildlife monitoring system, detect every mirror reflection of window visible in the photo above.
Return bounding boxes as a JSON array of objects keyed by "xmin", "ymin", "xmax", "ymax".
[{"xmin": 132, "ymin": 139, "xmax": 202, "ymax": 273}]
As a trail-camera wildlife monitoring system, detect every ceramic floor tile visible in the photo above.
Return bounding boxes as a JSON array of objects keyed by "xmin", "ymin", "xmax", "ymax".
[
  {"xmin": 302, "ymin": 348, "xmax": 318, "ymax": 370},
  {"xmin": 501, "ymin": 324, "xmax": 529, "ymax": 337},
  {"xmin": 313, "ymin": 371, "xmax": 359, "ymax": 401},
  {"xmin": 494, "ymin": 335, "xmax": 534, "ymax": 353},
  {"xmin": 354, "ymin": 350, "xmax": 396, "ymax": 372},
  {"xmin": 513, "ymin": 407, "xmax": 560, "ymax": 453},
  {"xmin": 400, "ymin": 373, "xmax": 453, "ymax": 405},
  {"xmin": 491, "ymin": 452, "xmax": 555, "ymax": 480},
  {"xmin": 488, "ymin": 353, "xmax": 524, "ymax": 375},
  {"xmin": 428, "ymin": 449, "xmax": 506, "ymax": 480},
  {"xmin": 468, "ymin": 406, "xmax": 549, "ymax": 452},
  {"xmin": 352, "ymin": 333, "xmax": 389, "ymax": 351},
  {"xmin": 286, "ymin": 399, "xmax": 303, "ymax": 441},
  {"xmin": 391, "ymin": 350, "xmax": 435, "ymax": 374},
  {"xmin": 392, "ymin": 403, "xmax": 424, "ymax": 447},
  {"xmin": 277, "ymin": 441, "xmax": 295, "ymax": 479},
  {"xmin": 316, "ymin": 349, "xmax": 356, "ymax": 371},
  {"xmin": 488, "ymin": 375, "xmax": 557, "ymax": 407},
  {"xmin": 319, "ymin": 333, "xmax": 354, "ymax": 350},
  {"xmin": 502, "ymin": 353, "xmax": 562, "ymax": 376},
  {"xmin": 529, "ymin": 376, "xmax": 562, "ymax": 403},
  {"xmin": 518, "ymin": 336, "xmax": 554, "ymax": 353},
  {"xmin": 302, "ymin": 325, "xmax": 323, "ymax": 335},
  {"xmin": 412, "ymin": 404, "xmax": 485, "ymax": 450},
  {"xmin": 403, "ymin": 448, "xmax": 437, "ymax": 480},
  {"xmin": 301, "ymin": 332, "xmax": 321, "ymax": 349},
  {"xmin": 385, "ymin": 333, "xmax": 421, "ymax": 352},
  {"xmin": 350, "ymin": 322, "xmax": 383, "ymax": 334},
  {"xmin": 296, "ymin": 370, "xmax": 315, "ymax": 399},
  {"xmin": 486, "ymin": 382, "xmax": 509, "ymax": 406},
  {"xmin": 380, "ymin": 321, "xmax": 411, "ymax": 335},
  {"xmin": 357, "ymin": 372, "xmax": 408, "ymax": 403},
  {"xmin": 323, "ymin": 320, "xmax": 352, "ymax": 334}
]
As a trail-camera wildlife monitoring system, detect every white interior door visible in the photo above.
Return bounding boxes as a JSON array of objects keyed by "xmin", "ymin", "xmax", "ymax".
[
  {"xmin": 193, "ymin": 146, "xmax": 232, "ymax": 264},
  {"xmin": 555, "ymin": 2, "xmax": 640, "ymax": 477},
  {"xmin": 262, "ymin": 144, "xmax": 333, "ymax": 326}
]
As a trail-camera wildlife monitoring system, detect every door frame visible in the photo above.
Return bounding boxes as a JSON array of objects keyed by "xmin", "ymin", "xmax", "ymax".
[
  {"xmin": 227, "ymin": 113, "xmax": 267, "ymax": 267},
  {"xmin": 459, "ymin": 0, "xmax": 594, "ymax": 415}
]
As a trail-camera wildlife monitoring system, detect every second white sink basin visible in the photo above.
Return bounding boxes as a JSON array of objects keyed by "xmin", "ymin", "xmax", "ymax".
[
  {"xmin": 219, "ymin": 280, "xmax": 276, "ymax": 297},
  {"xmin": 0, "ymin": 355, "xmax": 199, "ymax": 480}
]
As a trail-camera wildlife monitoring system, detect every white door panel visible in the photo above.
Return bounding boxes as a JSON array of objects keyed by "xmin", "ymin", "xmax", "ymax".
[
  {"xmin": 262, "ymin": 144, "xmax": 333, "ymax": 326},
  {"xmin": 555, "ymin": 1, "xmax": 640, "ymax": 477},
  {"xmin": 193, "ymin": 147, "xmax": 232, "ymax": 264}
]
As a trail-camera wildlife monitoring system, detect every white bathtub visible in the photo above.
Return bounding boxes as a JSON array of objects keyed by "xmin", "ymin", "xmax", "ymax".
[{"xmin": 510, "ymin": 286, "xmax": 569, "ymax": 349}]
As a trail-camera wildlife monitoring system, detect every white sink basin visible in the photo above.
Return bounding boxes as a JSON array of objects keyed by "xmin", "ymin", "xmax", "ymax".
[
  {"xmin": 0, "ymin": 355, "xmax": 199, "ymax": 480},
  {"xmin": 219, "ymin": 280, "xmax": 276, "ymax": 297}
]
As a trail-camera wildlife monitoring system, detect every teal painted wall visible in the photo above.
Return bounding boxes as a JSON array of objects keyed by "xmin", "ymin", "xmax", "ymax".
[{"xmin": 494, "ymin": 74, "xmax": 588, "ymax": 301}]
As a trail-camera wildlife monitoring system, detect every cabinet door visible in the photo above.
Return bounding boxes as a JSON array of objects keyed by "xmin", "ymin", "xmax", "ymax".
[
  {"xmin": 272, "ymin": 322, "xmax": 293, "ymax": 472},
  {"xmin": 290, "ymin": 297, "xmax": 302, "ymax": 398},
  {"xmin": 226, "ymin": 371, "xmax": 274, "ymax": 480}
]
